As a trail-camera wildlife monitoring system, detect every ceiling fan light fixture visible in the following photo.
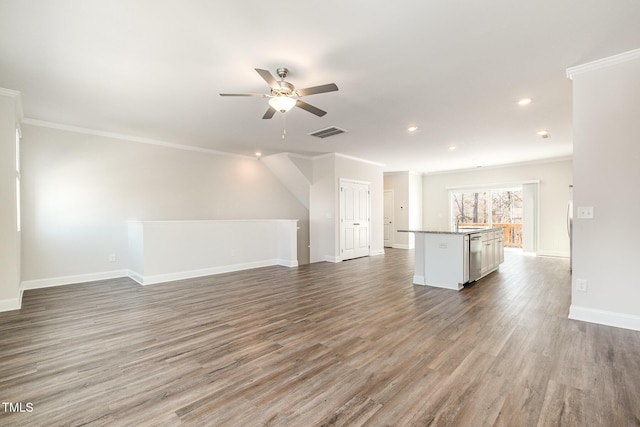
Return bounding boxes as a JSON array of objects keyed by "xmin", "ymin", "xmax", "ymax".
[{"xmin": 269, "ymin": 96, "xmax": 296, "ymax": 113}]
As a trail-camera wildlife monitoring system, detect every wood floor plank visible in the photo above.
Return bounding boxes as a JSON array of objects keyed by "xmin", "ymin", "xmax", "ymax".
[{"xmin": 1, "ymin": 249, "xmax": 640, "ymax": 426}]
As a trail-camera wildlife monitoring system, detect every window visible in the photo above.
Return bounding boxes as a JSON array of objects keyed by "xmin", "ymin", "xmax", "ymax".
[
  {"xmin": 451, "ymin": 191, "xmax": 489, "ymax": 225},
  {"xmin": 451, "ymin": 187, "xmax": 523, "ymax": 248}
]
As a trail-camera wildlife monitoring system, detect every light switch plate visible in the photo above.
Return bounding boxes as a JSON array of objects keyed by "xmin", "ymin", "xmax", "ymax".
[{"xmin": 577, "ymin": 206, "xmax": 594, "ymax": 219}]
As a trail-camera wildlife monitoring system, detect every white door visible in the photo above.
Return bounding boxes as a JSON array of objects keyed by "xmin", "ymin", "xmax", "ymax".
[
  {"xmin": 384, "ymin": 189, "xmax": 394, "ymax": 247},
  {"xmin": 340, "ymin": 179, "xmax": 370, "ymax": 260}
]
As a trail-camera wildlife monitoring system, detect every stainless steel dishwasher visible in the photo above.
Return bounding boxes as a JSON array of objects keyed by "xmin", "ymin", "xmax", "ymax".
[{"xmin": 469, "ymin": 233, "xmax": 483, "ymax": 282}]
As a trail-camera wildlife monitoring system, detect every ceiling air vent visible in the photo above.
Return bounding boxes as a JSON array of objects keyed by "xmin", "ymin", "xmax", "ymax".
[{"xmin": 308, "ymin": 126, "xmax": 348, "ymax": 139}]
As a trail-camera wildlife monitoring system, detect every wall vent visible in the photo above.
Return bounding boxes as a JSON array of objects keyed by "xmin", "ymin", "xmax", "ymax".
[{"xmin": 308, "ymin": 126, "xmax": 348, "ymax": 139}]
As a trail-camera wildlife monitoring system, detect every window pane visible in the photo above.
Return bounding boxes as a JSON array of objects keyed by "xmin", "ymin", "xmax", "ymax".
[
  {"xmin": 491, "ymin": 190, "xmax": 522, "ymax": 224},
  {"xmin": 452, "ymin": 191, "xmax": 488, "ymax": 225}
]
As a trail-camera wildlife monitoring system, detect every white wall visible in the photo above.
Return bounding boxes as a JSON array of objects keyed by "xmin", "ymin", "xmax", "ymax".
[
  {"xmin": 310, "ymin": 153, "xmax": 384, "ymax": 262},
  {"xmin": 20, "ymin": 123, "xmax": 311, "ymax": 286},
  {"xmin": 422, "ymin": 159, "xmax": 573, "ymax": 257},
  {"xmin": 569, "ymin": 51, "xmax": 640, "ymax": 330},
  {"xmin": 0, "ymin": 90, "xmax": 21, "ymax": 310},
  {"xmin": 408, "ymin": 172, "xmax": 423, "ymax": 248},
  {"xmin": 309, "ymin": 154, "xmax": 335, "ymax": 263},
  {"xmin": 383, "ymin": 171, "xmax": 424, "ymax": 249},
  {"xmin": 409, "ymin": 173, "xmax": 423, "ymax": 226},
  {"xmin": 384, "ymin": 172, "xmax": 410, "ymax": 248},
  {"xmin": 335, "ymin": 154, "xmax": 384, "ymax": 256},
  {"xmin": 127, "ymin": 220, "xmax": 298, "ymax": 285}
]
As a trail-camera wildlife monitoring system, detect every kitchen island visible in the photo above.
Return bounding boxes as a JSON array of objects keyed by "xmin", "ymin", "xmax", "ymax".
[{"xmin": 399, "ymin": 228, "xmax": 504, "ymax": 290}]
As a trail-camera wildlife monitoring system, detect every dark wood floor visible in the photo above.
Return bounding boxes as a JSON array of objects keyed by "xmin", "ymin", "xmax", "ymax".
[{"xmin": 1, "ymin": 249, "xmax": 639, "ymax": 426}]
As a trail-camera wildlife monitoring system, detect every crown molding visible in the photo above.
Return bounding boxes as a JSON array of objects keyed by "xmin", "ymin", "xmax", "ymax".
[
  {"xmin": 0, "ymin": 88, "xmax": 24, "ymax": 125},
  {"xmin": 334, "ymin": 152, "xmax": 385, "ymax": 167},
  {"xmin": 20, "ymin": 118, "xmax": 255, "ymax": 160},
  {"xmin": 383, "ymin": 170, "xmax": 424, "ymax": 177},
  {"xmin": 566, "ymin": 48, "xmax": 640, "ymax": 80},
  {"xmin": 425, "ymin": 155, "xmax": 573, "ymax": 176},
  {"xmin": 309, "ymin": 152, "xmax": 384, "ymax": 167}
]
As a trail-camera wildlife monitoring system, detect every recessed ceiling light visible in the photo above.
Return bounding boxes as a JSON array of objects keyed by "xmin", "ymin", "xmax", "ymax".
[
  {"xmin": 536, "ymin": 130, "xmax": 550, "ymax": 138},
  {"xmin": 255, "ymin": 151, "xmax": 262, "ymax": 157},
  {"xmin": 407, "ymin": 126, "xmax": 418, "ymax": 133},
  {"xmin": 518, "ymin": 98, "xmax": 532, "ymax": 106},
  {"xmin": 448, "ymin": 145, "xmax": 457, "ymax": 151}
]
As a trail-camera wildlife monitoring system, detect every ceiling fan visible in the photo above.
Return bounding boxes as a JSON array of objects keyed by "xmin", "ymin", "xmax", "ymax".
[{"xmin": 220, "ymin": 67, "xmax": 339, "ymax": 119}]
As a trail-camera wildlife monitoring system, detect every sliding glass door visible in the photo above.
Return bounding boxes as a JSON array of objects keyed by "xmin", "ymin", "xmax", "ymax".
[{"xmin": 451, "ymin": 188, "xmax": 523, "ymax": 248}]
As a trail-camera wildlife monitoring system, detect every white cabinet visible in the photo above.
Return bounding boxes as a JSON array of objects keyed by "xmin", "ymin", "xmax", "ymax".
[
  {"xmin": 494, "ymin": 229, "xmax": 504, "ymax": 264},
  {"xmin": 480, "ymin": 228, "xmax": 503, "ymax": 278},
  {"xmin": 480, "ymin": 231, "xmax": 495, "ymax": 276}
]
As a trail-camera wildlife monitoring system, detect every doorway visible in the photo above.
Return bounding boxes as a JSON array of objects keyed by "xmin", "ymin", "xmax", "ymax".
[
  {"xmin": 383, "ymin": 189, "xmax": 394, "ymax": 247},
  {"xmin": 340, "ymin": 179, "xmax": 371, "ymax": 260}
]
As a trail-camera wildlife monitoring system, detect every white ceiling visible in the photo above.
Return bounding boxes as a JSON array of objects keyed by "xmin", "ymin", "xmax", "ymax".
[{"xmin": 1, "ymin": 1, "xmax": 639, "ymax": 173}]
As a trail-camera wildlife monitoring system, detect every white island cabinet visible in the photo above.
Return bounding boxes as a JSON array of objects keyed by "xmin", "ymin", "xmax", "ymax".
[{"xmin": 399, "ymin": 228, "xmax": 504, "ymax": 291}]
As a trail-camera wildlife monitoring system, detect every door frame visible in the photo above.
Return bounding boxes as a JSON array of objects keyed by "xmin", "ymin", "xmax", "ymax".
[
  {"xmin": 339, "ymin": 178, "xmax": 371, "ymax": 261},
  {"xmin": 384, "ymin": 189, "xmax": 394, "ymax": 248}
]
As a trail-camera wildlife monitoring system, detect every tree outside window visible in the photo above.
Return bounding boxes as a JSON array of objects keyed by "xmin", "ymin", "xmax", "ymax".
[{"xmin": 451, "ymin": 188, "xmax": 522, "ymax": 247}]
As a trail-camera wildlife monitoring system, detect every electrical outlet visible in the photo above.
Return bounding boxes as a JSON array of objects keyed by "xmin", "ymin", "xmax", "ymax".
[
  {"xmin": 577, "ymin": 207, "xmax": 594, "ymax": 219},
  {"xmin": 575, "ymin": 278, "xmax": 587, "ymax": 292},
  {"xmin": 109, "ymin": 254, "xmax": 116, "ymax": 263}
]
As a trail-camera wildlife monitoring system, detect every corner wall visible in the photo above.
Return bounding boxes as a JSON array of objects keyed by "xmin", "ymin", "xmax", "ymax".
[
  {"xmin": 335, "ymin": 155, "xmax": 384, "ymax": 257},
  {"xmin": 310, "ymin": 153, "xmax": 384, "ymax": 262},
  {"xmin": 0, "ymin": 90, "xmax": 21, "ymax": 310},
  {"xmin": 309, "ymin": 154, "xmax": 336, "ymax": 263},
  {"xmin": 568, "ymin": 50, "xmax": 640, "ymax": 330},
  {"xmin": 20, "ymin": 123, "xmax": 310, "ymax": 288},
  {"xmin": 383, "ymin": 171, "xmax": 423, "ymax": 249}
]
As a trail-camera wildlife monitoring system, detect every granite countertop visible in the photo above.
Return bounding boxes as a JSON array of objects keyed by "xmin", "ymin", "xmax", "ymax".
[{"xmin": 398, "ymin": 227, "xmax": 502, "ymax": 235}]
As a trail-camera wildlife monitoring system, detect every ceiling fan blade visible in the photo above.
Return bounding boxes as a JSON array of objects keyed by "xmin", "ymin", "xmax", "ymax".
[
  {"xmin": 296, "ymin": 83, "xmax": 339, "ymax": 97},
  {"xmin": 295, "ymin": 100, "xmax": 327, "ymax": 117},
  {"xmin": 255, "ymin": 68, "xmax": 280, "ymax": 90},
  {"xmin": 219, "ymin": 93, "xmax": 268, "ymax": 97},
  {"xmin": 262, "ymin": 106, "xmax": 277, "ymax": 119}
]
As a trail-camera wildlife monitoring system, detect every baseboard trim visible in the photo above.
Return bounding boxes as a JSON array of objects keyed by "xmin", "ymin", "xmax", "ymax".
[
  {"xmin": 569, "ymin": 305, "xmax": 640, "ymax": 332},
  {"xmin": 412, "ymin": 275, "xmax": 425, "ymax": 285},
  {"xmin": 131, "ymin": 259, "xmax": 296, "ymax": 286},
  {"xmin": 537, "ymin": 250, "xmax": 570, "ymax": 258},
  {"xmin": 21, "ymin": 270, "xmax": 129, "ymax": 290},
  {"xmin": 324, "ymin": 256, "xmax": 342, "ymax": 263},
  {"xmin": 0, "ymin": 288, "xmax": 23, "ymax": 312},
  {"xmin": 277, "ymin": 259, "xmax": 299, "ymax": 268},
  {"xmin": 127, "ymin": 270, "xmax": 145, "ymax": 285},
  {"xmin": 392, "ymin": 244, "xmax": 411, "ymax": 250},
  {"xmin": 370, "ymin": 249, "xmax": 385, "ymax": 256}
]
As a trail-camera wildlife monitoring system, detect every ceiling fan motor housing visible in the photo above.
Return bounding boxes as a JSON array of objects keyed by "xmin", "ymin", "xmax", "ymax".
[
  {"xmin": 273, "ymin": 80, "xmax": 295, "ymax": 96},
  {"xmin": 276, "ymin": 67, "xmax": 289, "ymax": 79}
]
